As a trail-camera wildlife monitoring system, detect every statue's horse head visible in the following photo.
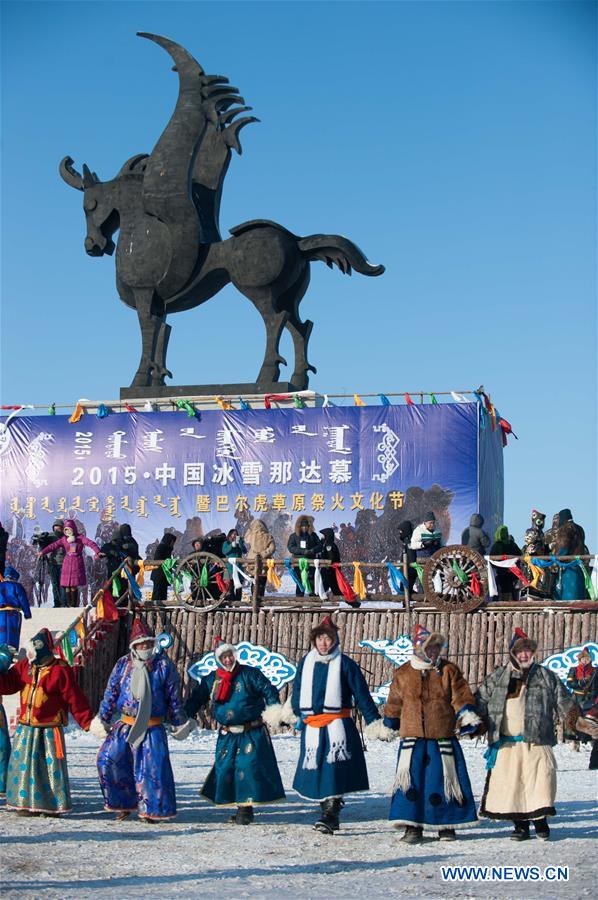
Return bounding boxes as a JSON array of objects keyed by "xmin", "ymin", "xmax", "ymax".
[{"xmin": 59, "ymin": 154, "xmax": 147, "ymax": 257}]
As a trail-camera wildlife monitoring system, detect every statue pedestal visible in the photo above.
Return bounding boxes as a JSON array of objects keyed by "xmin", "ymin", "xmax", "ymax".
[{"xmin": 120, "ymin": 382, "xmax": 305, "ymax": 401}]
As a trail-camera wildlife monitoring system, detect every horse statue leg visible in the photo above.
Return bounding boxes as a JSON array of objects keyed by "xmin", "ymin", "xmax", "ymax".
[
  {"xmin": 149, "ymin": 318, "xmax": 172, "ymax": 386},
  {"xmin": 285, "ymin": 313, "xmax": 317, "ymax": 390},
  {"xmin": 255, "ymin": 302, "xmax": 289, "ymax": 386},
  {"xmin": 129, "ymin": 288, "xmax": 172, "ymax": 388},
  {"xmin": 278, "ymin": 265, "xmax": 316, "ymax": 390}
]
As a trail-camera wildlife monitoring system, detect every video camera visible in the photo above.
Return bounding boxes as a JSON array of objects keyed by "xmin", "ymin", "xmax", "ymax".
[{"xmin": 31, "ymin": 531, "xmax": 55, "ymax": 551}]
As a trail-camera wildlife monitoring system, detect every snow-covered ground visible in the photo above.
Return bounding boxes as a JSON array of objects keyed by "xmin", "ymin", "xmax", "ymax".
[{"xmin": 0, "ymin": 731, "xmax": 595, "ymax": 899}]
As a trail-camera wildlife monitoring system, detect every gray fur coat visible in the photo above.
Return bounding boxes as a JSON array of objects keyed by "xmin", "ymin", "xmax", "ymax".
[{"xmin": 475, "ymin": 663, "xmax": 575, "ymax": 746}]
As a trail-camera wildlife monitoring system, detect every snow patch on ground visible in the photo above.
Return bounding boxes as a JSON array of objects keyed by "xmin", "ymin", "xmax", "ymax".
[{"xmin": 0, "ymin": 732, "xmax": 596, "ymax": 899}]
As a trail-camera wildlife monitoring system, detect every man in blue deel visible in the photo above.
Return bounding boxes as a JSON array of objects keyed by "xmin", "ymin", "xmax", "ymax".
[{"xmin": 185, "ymin": 638, "xmax": 287, "ymax": 824}]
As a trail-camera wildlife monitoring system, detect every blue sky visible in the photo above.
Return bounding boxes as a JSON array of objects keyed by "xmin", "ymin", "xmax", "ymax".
[{"xmin": 1, "ymin": 1, "xmax": 596, "ymax": 549}]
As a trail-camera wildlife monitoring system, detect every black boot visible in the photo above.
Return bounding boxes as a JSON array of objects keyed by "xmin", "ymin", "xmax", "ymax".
[
  {"xmin": 314, "ymin": 798, "xmax": 343, "ymax": 834},
  {"xmin": 510, "ymin": 820, "xmax": 530, "ymax": 841},
  {"xmin": 533, "ymin": 818, "xmax": 550, "ymax": 841},
  {"xmin": 438, "ymin": 828, "xmax": 457, "ymax": 841},
  {"xmin": 231, "ymin": 805, "xmax": 254, "ymax": 825},
  {"xmin": 400, "ymin": 825, "xmax": 424, "ymax": 844}
]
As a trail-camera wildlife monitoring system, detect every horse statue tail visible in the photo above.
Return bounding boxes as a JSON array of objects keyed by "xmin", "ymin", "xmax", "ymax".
[{"xmin": 297, "ymin": 234, "xmax": 385, "ymax": 277}]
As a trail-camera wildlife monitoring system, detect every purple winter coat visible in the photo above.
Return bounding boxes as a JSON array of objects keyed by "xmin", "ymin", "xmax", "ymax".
[{"xmin": 40, "ymin": 519, "xmax": 100, "ymax": 587}]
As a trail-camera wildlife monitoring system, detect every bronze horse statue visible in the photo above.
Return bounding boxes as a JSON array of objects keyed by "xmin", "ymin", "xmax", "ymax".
[{"xmin": 60, "ymin": 33, "xmax": 384, "ymax": 391}]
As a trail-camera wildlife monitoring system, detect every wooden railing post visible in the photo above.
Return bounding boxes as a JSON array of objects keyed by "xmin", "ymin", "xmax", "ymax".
[
  {"xmin": 402, "ymin": 551, "xmax": 411, "ymax": 611},
  {"xmin": 252, "ymin": 554, "xmax": 263, "ymax": 611}
]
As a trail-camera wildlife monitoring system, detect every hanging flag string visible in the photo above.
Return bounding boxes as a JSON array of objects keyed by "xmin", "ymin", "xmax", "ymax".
[
  {"xmin": 68, "ymin": 402, "xmax": 85, "ymax": 424},
  {"xmin": 119, "ymin": 563, "xmax": 142, "ymax": 600},
  {"xmin": 386, "ymin": 562, "xmax": 407, "ymax": 594},
  {"xmin": 176, "ymin": 399, "xmax": 196, "ymax": 417},
  {"xmin": 312, "ymin": 560, "xmax": 328, "ymax": 600},
  {"xmin": 265, "ymin": 559, "xmax": 281, "ymax": 589},
  {"xmin": 298, "ymin": 558, "xmax": 313, "ymax": 594},
  {"xmin": 284, "ymin": 559, "xmax": 305, "ymax": 592},
  {"xmin": 332, "ymin": 563, "xmax": 357, "ymax": 602},
  {"xmin": 576, "ymin": 557, "xmax": 596, "ymax": 601},
  {"xmin": 352, "ymin": 562, "xmax": 367, "ymax": 600},
  {"xmin": 450, "ymin": 559, "xmax": 468, "ymax": 585}
]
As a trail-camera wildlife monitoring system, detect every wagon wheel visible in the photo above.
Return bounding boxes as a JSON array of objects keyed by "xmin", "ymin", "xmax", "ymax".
[
  {"xmin": 174, "ymin": 551, "xmax": 230, "ymax": 612},
  {"xmin": 422, "ymin": 545, "xmax": 487, "ymax": 612}
]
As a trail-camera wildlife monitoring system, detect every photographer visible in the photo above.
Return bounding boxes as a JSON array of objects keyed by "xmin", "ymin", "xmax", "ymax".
[{"xmin": 32, "ymin": 521, "xmax": 66, "ymax": 607}]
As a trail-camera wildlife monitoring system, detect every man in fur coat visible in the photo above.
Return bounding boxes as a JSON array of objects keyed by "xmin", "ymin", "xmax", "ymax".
[
  {"xmin": 383, "ymin": 624, "xmax": 482, "ymax": 843},
  {"xmin": 291, "ymin": 616, "xmax": 394, "ymax": 834},
  {"xmin": 92, "ymin": 619, "xmax": 193, "ymax": 822},
  {"xmin": 475, "ymin": 628, "xmax": 596, "ymax": 840},
  {"xmin": 185, "ymin": 638, "xmax": 288, "ymax": 824}
]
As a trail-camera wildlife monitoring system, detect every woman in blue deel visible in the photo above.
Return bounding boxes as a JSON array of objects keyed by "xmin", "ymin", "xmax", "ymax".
[{"xmin": 185, "ymin": 639, "xmax": 287, "ymax": 824}]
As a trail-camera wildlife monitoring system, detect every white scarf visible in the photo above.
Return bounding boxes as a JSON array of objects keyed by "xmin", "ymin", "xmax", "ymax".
[
  {"xmin": 299, "ymin": 645, "xmax": 350, "ymax": 770},
  {"xmin": 393, "ymin": 738, "xmax": 463, "ymax": 804}
]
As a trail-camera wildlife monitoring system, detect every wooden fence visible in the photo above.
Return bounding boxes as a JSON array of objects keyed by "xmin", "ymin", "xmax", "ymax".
[{"xmin": 77, "ymin": 606, "xmax": 597, "ymax": 714}]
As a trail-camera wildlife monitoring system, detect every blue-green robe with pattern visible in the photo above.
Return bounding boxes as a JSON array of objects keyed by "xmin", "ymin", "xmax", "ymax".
[{"xmin": 185, "ymin": 665, "xmax": 285, "ymax": 806}]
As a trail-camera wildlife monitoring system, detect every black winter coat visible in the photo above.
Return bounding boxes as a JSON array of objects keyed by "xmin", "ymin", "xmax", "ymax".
[{"xmin": 287, "ymin": 531, "xmax": 320, "ymax": 558}]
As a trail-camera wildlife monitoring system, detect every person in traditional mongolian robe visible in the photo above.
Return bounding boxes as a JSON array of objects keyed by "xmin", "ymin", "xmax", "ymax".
[
  {"xmin": 92, "ymin": 619, "xmax": 193, "ymax": 822},
  {"xmin": 383, "ymin": 624, "xmax": 482, "ymax": 843},
  {"xmin": 291, "ymin": 615, "xmax": 392, "ymax": 834},
  {"xmin": 0, "ymin": 566, "xmax": 32, "ymax": 648},
  {"xmin": 566, "ymin": 646, "xmax": 598, "ymax": 769},
  {"xmin": 475, "ymin": 628, "xmax": 595, "ymax": 840},
  {"xmin": 0, "ymin": 642, "xmax": 15, "ymax": 795},
  {"xmin": 0, "ymin": 627, "xmax": 93, "ymax": 815},
  {"xmin": 185, "ymin": 638, "xmax": 287, "ymax": 824}
]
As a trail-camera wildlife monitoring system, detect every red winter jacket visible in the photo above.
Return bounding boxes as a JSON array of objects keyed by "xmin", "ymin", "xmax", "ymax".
[{"xmin": 0, "ymin": 657, "xmax": 92, "ymax": 729}]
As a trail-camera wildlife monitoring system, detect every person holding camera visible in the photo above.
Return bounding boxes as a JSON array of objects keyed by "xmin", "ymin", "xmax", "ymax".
[{"xmin": 46, "ymin": 520, "xmax": 67, "ymax": 607}]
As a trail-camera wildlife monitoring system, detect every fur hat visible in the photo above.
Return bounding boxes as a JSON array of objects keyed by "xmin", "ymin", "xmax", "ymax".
[
  {"xmin": 509, "ymin": 627, "xmax": 537, "ymax": 656},
  {"xmin": 214, "ymin": 635, "xmax": 236, "ymax": 664},
  {"xmin": 412, "ymin": 623, "xmax": 445, "ymax": 659},
  {"xmin": 423, "ymin": 511, "xmax": 436, "ymax": 523},
  {"xmin": 26, "ymin": 628, "xmax": 55, "ymax": 665},
  {"xmin": 310, "ymin": 615, "xmax": 339, "ymax": 644},
  {"xmin": 578, "ymin": 645, "xmax": 592, "ymax": 662},
  {"xmin": 129, "ymin": 618, "xmax": 154, "ymax": 647}
]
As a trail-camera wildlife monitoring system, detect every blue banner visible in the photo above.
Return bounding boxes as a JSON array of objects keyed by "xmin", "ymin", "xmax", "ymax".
[{"xmin": 0, "ymin": 404, "xmax": 503, "ymax": 596}]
